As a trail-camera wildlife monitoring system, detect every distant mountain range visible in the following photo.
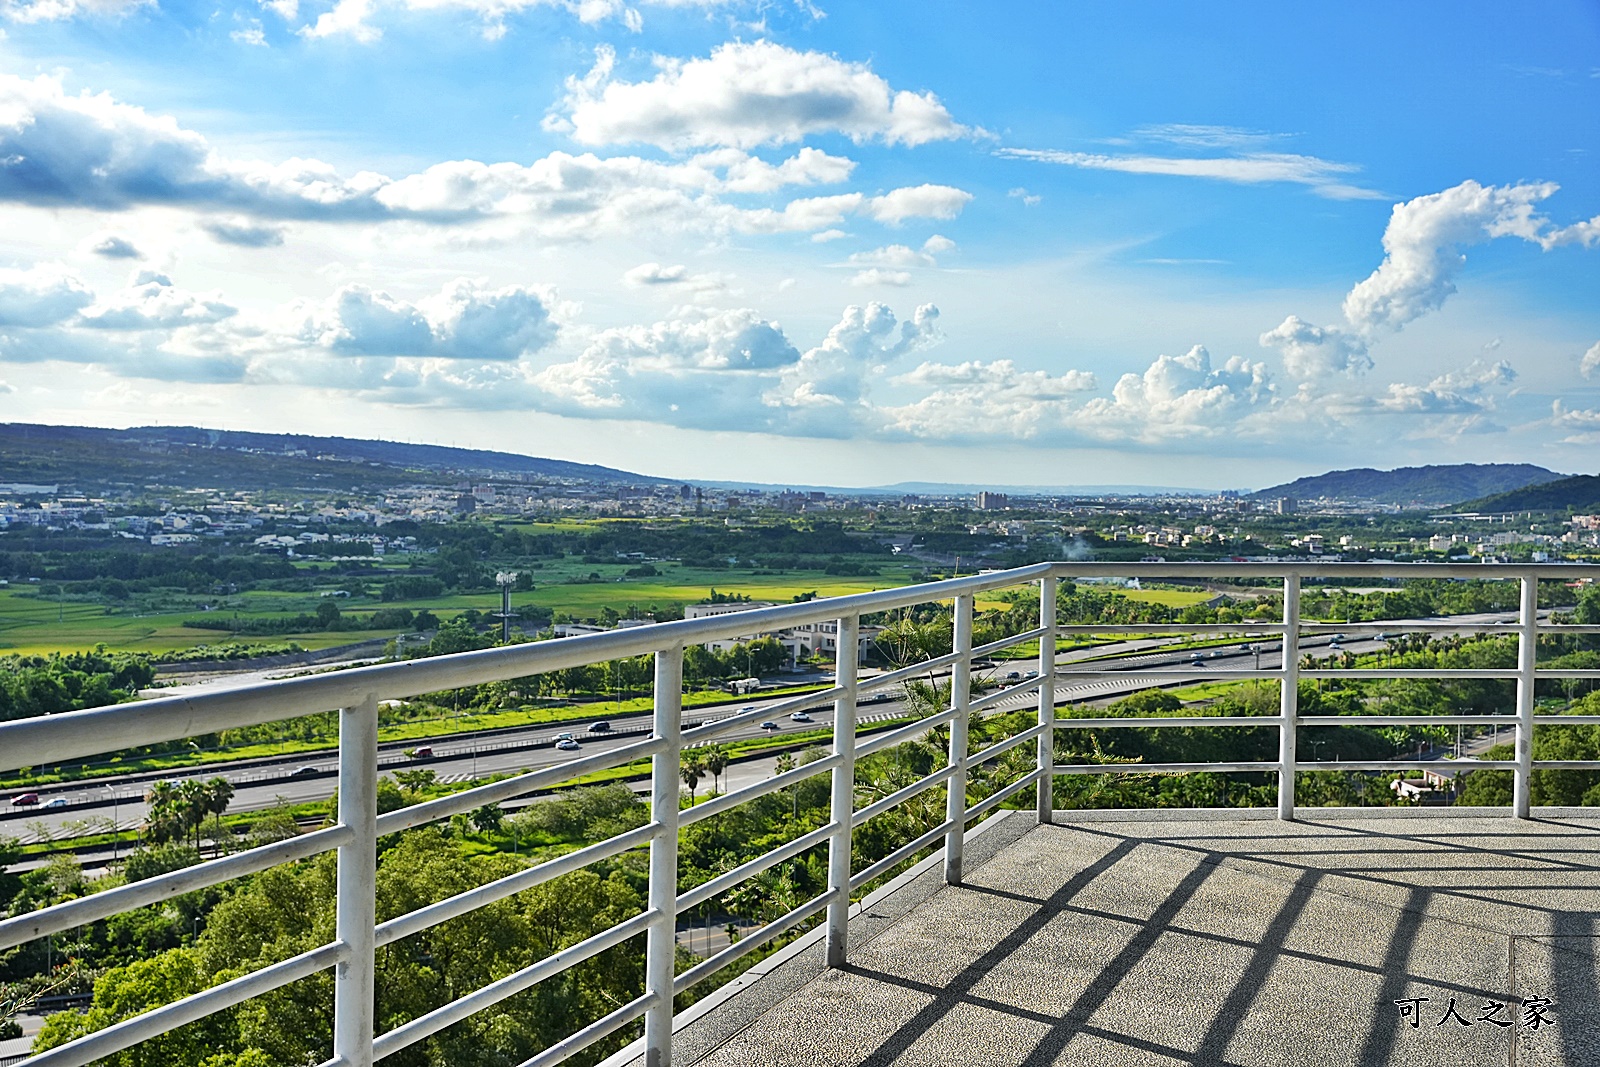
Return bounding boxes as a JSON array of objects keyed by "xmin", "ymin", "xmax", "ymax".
[
  {"xmin": 1252, "ymin": 464, "xmax": 1565, "ymax": 507},
  {"xmin": 1458, "ymin": 475, "xmax": 1600, "ymax": 513},
  {"xmin": 0, "ymin": 423, "xmax": 664, "ymax": 491}
]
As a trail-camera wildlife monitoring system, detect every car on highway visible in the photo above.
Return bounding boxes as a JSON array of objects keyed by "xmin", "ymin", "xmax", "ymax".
[
  {"xmin": 291, "ymin": 765, "xmax": 320, "ymax": 777},
  {"xmin": 43, "ymin": 797, "xmax": 70, "ymax": 809},
  {"xmin": 555, "ymin": 732, "xmax": 576, "ymax": 742},
  {"xmin": 587, "ymin": 721, "xmax": 612, "ymax": 733},
  {"xmin": 1005, "ymin": 671, "xmax": 1021, "ymax": 681},
  {"xmin": 760, "ymin": 721, "xmax": 779, "ymax": 731},
  {"xmin": 555, "ymin": 739, "xmax": 581, "ymax": 751},
  {"xmin": 10, "ymin": 793, "xmax": 38, "ymax": 807},
  {"xmin": 789, "ymin": 711, "xmax": 812, "ymax": 722},
  {"xmin": 410, "ymin": 746, "xmax": 434, "ymax": 760}
]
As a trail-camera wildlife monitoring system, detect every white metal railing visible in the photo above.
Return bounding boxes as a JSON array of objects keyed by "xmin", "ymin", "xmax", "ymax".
[{"xmin": 3, "ymin": 562, "xmax": 1600, "ymax": 1067}]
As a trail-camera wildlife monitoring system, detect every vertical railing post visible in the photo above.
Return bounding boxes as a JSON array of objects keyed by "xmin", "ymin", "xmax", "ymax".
[
  {"xmin": 1278, "ymin": 574, "xmax": 1301, "ymax": 821},
  {"xmin": 1513, "ymin": 575, "xmax": 1539, "ymax": 819},
  {"xmin": 826, "ymin": 614, "xmax": 860, "ymax": 968},
  {"xmin": 333, "ymin": 692, "xmax": 378, "ymax": 1067},
  {"xmin": 644, "ymin": 647, "xmax": 683, "ymax": 1067},
  {"xmin": 1036, "ymin": 575, "xmax": 1057, "ymax": 824},
  {"xmin": 944, "ymin": 593, "xmax": 974, "ymax": 885}
]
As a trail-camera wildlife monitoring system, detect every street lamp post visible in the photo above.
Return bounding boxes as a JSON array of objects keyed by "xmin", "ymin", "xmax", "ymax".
[{"xmin": 493, "ymin": 572, "xmax": 519, "ymax": 644}]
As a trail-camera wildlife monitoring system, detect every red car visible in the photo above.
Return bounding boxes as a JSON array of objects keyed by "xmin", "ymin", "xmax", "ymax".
[{"xmin": 10, "ymin": 793, "xmax": 39, "ymax": 807}]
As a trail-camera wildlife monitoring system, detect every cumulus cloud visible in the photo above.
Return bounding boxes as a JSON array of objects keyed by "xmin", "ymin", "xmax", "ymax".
[
  {"xmin": 553, "ymin": 41, "xmax": 968, "ymax": 150},
  {"xmin": 0, "ymin": 264, "xmax": 94, "ymax": 326},
  {"xmin": 295, "ymin": 0, "xmax": 742, "ymax": 42},
  {"xmin": 1342, "ymin": 180, "xmax": 1564, "ymax": 335},
  {"xmin": 1007, "ymin": 187, "xmax": 1041, "ymax": 206},
  {"xmin": 1076, "ymin": 345, "xmax": 1275, "ymax": 442},
  {"xmin": 1553, "ymin": 400, "xmax": 1600, "ymax": 443},
  {"xmin": 883, "ymin": 359, "xmax": 1098, "ymax": 440},
  {"xmin": 775, "ymin": 302, "xmax": 940, "ymax": 413},
  {"xmin": 1369, "ymin": 360, "xmax": 1515, "ymax": 415},
  {"xmin": 847, "ymin": 234, "xmax": 954, "ymax": 269},
  {"xmin": 1582, "ymin": 341, "xmax": 1600, "ymax": 379},
  {"xmin": 1259, "ymin": 315, "xmax": 1370, "ymax": 379},
  {"xmin": 201, "ymin": 217, "xmax": 287, "ymax": 247},
  {"xmin": 0, "ymin": 74, "xmax": 966, "ymax": 239},
  {"xmin": 78, "ymin": 273, "xmax": 237, "ymax": 329},
  {"xmin": 83, "ymin": 233, "xmax": 141, "ymax": 259},
  {"xmin": 294, "ymin": 279, "xmax": 559, "ymax": 361}
]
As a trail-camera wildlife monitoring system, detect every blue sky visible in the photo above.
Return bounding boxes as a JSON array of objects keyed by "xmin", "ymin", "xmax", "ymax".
[{"xmin": 0, "ymin": 0, "xmax": 1597, "ymax": 489}]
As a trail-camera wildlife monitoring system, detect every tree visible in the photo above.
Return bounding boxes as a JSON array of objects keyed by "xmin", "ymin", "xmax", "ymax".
[
  {"xmin": 680, "ymin": 753, "xmax": 706, "ymax": 805},
  {"xmin": 704, "ymin": 744, "xmax": 730, "ymax": 795}
]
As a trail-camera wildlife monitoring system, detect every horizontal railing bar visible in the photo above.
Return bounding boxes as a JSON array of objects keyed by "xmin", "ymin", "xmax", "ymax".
[
  {"xmin": 1298, "ymin": 715, "xmax": 1513, "ymax": 727},
  {"xmin": 676, "ymin": 822, "xmax": 837, "ymax": 915},
  {"xmin": 1053, "ymin": 762, "xmax": 1280, "ymax": 774},
  {"xmin": 1527, "ymin": 760, "xmax": 1600, "ymax": 770},
  {"xmin": 970, "ymin": 677, "xmax": 1043, "ymax": 713},
  {"xmin": 1532, "ymin": 715, "xmax": 1600, "ymax": 725},
  {"xmin": 1540, "ymin": 625, "xmax": 1600, "ymax": 633},
  {"xmin": 857, "ymin": 651, "xmax": 965, "ymax": 695},
  {"xmin": 0, "ymin": 565, "xmax": 1056, "ymax": 773},
  {"xmin": 672, "ymin": 890, "xmax": 832, "ymax": 996},
  {"xmin": 1301, "ymin": 760, "xmax": 1518, "ymax": 771},
  {"xmin": 375, "ymin": 736, "xmax": 664, "ymax": 835},
  {"xmin": 0, "ymin": 824, "xmax": 352, "ymax": 952},
  {"xmin": 375, "ymin": 823, "xmax": 658, "ymax": 949},
  {"xmin": 20, "ymin": 941, "xmax": 347, "ymax": 1067},
  {"xmin": 1532, "ymin": 670, "xmax": 1600, "ymax": 679},
  {"xmin": 970, "ymin": 721, "xmax": 1052, "ymax": 765},
  {"xmin": 679, "ymin": 753, "xmax": 843, "ymax": 828},
  {"xmin": 1053, "ymin": 623, "xmax": 1289, "ymax": 634},
  {"xmin": 1048, "ymin": 562, "xmax": 1600, "ymax": 580},
  {"xmin": 963, "ymin": 768, "xmax": 1047, "ymax": 823},
  {"xmin": 854, "ymin": 705, "xmax": 963, "ymax": 759},
  {"xmin": 681, "ymin": 688, "xmax": 845, "ymax": 744},
  {"xmin": 515, "ymin": 992, "xmax": 659, "ymax": 1067},
  {"xmin": 851, "ymin": 765, "xmax": 959, "ymax": 828},
  {"xmin": 972, "ymin": 627, "xmax": 1048, "ymax": 659},
  {"xmin": 848, "ymin": 818, "xmax": 957, "ymax": 892},
  {"xmin": 1055, "ymin": 716, "xmax": 1278, "ymax": 729},
  {"xmin": 1299, "ymin": 669, "xmax": 1517, "ymax": 680},
  {"xmin": 372, "ymin": 909, "xmax": 656, "ymax": 1060},
  {"xmin": 1297, "ymin": 622, "xmax": 1517, "ymax": 633}
]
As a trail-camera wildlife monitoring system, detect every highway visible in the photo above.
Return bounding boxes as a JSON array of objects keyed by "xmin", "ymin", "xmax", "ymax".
[{"xmin": 0, "ymin": 612, "xmax": 1520, "ymax": 846}]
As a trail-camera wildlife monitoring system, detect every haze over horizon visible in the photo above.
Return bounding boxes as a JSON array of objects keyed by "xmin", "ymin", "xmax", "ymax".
[{"xmin": 0, "ymin": 1, "xmax": 1596, "ymax": 489}]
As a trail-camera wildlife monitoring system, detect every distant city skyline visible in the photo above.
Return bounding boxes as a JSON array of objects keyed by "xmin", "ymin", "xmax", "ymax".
[{"xmin": 0, "ymin": 1, "xmax": 1596, "ymax": 490}]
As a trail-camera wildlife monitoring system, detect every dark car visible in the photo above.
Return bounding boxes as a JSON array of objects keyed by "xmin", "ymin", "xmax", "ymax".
[
  {"xmin": 587, "ymin": 721, "xmax": 612, "ymax": 733},
  {"xmin": 292, "ymin": 765, "xmax": 320, "ymax": 777}
]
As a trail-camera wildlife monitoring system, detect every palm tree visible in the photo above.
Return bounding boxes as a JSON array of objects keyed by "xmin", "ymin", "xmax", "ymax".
[
  {"xmin": 680, "ymin": 753, "xmax": 707, "ymax": 805},
  {"xmin": 704, "ymin": 744, "xmax": 729, "ymax": 795},
  {"xmin": 774, "ymin": 753, "xmax": 797, "ymax": 819}
]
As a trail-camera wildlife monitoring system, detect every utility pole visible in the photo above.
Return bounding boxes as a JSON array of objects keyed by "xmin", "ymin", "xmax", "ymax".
[{"xmin": 493, "ymin": 572, "xmax": 519, "ymax": 644}]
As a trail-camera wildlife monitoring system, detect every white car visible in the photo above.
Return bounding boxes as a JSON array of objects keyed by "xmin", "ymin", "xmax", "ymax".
[
  {"xmin": 555, "ymin": 739, "xmax": 581, "ymax": 751},
  {"xmin": 790, "ymin": 711, "xmax": 812, "ymax": 722}
]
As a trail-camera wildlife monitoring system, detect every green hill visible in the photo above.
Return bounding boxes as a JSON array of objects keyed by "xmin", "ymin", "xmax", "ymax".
[
  {"xmin": 1253, "ymin": 463, "xmax": 1562, "ymax": 506},
  {"xmin": 0, "ymin": 423, "xmax": 662, "ymax": 494},
  {"xmin": 1457, "ymin": 474, "xmax": 1600, "ymax": 513}
]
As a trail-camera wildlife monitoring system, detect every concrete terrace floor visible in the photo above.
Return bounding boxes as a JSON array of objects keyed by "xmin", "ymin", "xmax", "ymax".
[{"xmin": 619, "ymin": 808, "xmax": 1600, "ymax": 1067}]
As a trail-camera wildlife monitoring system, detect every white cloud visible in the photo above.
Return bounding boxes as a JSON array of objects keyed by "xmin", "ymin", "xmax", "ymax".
[
  {"xmin": 1076, "ymin": 345, "xmax": 1276, "ymax": 442},
  {"xmin": 1007, "ymin": 186, "xmax": 1040, "ymax": 206},
  {"xmin": 1553, "ymin": 400, "xmax": 1600, "ymax": 443},
  {"xmin": 1369, "ymin": 360, "xmax": 1515, "ymax": 415},
  {"xmin": 1582, "ymin": 341, "xmax": 1600, "ymax": 379},
  {"xmin": 883, "ymin": 359, "xmax": 1098, "ymax": 441},
  {"xmin": 263, "ymin": 0, "xmax": 298, "ymax": 19},
  {"xmin": 294, "ymin": 278, "xmax": 560, "ymax": 360},
  {"xmin": 300, "ymin": 0, "xmax": 381, "ymax": 42},
  {"xmin": 0, "ymin": 74, "xmax": 966, "ymax": 238},
  {"xmin": 554, "ymin": 41, "xmax": 968, "ymax": 150},
  {"xmin": 0, "ymin": 263, "xmax": 94, "ymax": 326},
  {"xmin": 621, "ymin": 262, "xmax": 726, "ymax": 292},
  {"xmin": 847, "ymin": 235, "xmax": 954, "ymax": 270},
  {"xmin": 82, "ymin": 232, "xmax": 141, "ymax": 259},
  {"xmin": 774, "ymin": 302, "xmax": 939, "ymax": 413},
  {"xmin": 0, "ymin": 0, "xmax": 149, "ymax": 23},
  {"xmin": 231, "ymin": 20, "xmax": 268, "ymax": 45},
  {"xmin": 848, "ymin": 269, "xmax": 911, "ymax": 287},
  {"xmin": 292, "ymin": 0, "xmax": 742, "ymax": 42},
  {"xmin": 201, "ymin": 217, "xmax": 287, "ymax": 247},
  {"xmin": 999, "ymin": 147, "xmax": 1380, "ymax": 200},
  {"xmin": 1259, "ymin": 315, "xmax": 1370, "ymax": 379},
  {"xmin": 1342, "ymin": 180, "xmax": 1563, "ymax": 335},
  {"xmin": 810, "ymin": 229, "xmax": 849, "ymax": 243},
  {"xmin": 78, "ymin": 273, "xmax": 237, "ymax": 329}
]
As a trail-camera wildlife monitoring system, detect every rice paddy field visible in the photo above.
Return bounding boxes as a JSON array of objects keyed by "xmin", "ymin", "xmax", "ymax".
[{"xmin": 0, "ymin": 560, "xmax": 1215, "ymax": 657}]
